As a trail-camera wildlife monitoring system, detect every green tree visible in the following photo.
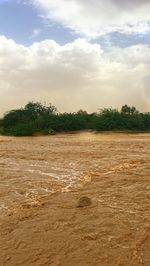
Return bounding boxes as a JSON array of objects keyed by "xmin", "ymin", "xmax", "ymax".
[
  {"xmin": 3, "ymin": 102, "xmax": 57, "ymax": 136},
  {"xmin": 121, "ymin": 105, "xmax": 139, "ymax": 115}
]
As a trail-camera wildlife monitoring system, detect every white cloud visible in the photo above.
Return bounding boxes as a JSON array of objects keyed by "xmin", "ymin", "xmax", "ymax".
[
  {"xmin": 31, "ymin": 0, "xmax": 150, "ymax": 38},
  {"xmin": 31, "ymin": 28, "xmax": 41, "ymax": 38},
  {"xmin": 0, "ymin": 35, "xmax": 150, "ymax": 115}
]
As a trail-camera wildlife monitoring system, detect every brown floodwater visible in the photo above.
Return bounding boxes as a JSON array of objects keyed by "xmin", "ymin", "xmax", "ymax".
[{"xmin": 0, "ymin": 132, "xmax": 150, "ymax": 266}]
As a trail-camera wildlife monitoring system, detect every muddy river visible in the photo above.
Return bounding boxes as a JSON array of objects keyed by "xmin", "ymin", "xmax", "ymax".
[{"xmin": 0, "ymin": 132, "xmax": 150, "ymax": 265}]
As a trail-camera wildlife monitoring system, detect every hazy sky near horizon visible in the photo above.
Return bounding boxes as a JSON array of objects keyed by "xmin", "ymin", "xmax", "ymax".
[{"xmin": 0, "ymin": 0, "xmax": 150, "ymax": 115}]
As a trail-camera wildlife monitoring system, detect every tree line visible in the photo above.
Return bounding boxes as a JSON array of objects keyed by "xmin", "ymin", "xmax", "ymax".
[{"xmin": 0, "ymin": 102, "xmax": 150, "ymax": 136}]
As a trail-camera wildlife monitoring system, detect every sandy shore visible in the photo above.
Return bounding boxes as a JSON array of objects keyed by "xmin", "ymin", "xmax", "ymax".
[{"xmin": 0, "ymin": 132, "xmax": 150, "ymax": 266}]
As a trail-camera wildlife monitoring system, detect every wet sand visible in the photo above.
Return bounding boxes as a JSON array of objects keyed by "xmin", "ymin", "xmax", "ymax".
[{"xmin": 0, "ymin": 132, "xmax": 150, "ymax": 266}]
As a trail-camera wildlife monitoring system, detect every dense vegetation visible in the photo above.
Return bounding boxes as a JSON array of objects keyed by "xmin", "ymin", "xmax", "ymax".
[{"xmin": 0, "ymin": 102, "xmax": 150, "ymax": 136}]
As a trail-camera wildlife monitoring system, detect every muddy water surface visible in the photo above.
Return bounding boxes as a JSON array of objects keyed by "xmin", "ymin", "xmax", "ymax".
[{"xmin": 0, "ymin": 132, "xmax": 150, "ymax": 265}]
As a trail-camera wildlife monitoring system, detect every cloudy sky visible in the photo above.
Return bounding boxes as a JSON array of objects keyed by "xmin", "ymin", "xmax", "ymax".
[{"xmin": 0, "ymin": 0, "xmax": 150, "ymax": 115}]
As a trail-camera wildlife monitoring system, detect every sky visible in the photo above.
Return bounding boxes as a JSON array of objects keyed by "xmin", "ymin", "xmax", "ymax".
[{"xmin": 0, "ymin": 0, "xmax": 150, "ymax": 115}]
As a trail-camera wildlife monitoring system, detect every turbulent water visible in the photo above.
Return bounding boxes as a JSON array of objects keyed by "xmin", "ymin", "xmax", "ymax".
[{"xmin": 0, "ymin": 132, "xmax": 150, "ymax": 265}]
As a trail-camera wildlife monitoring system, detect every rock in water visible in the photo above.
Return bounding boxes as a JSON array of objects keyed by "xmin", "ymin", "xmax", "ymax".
[{"xmin": 76, "ymin": 196, "xmax": 92, "ymax": 208}]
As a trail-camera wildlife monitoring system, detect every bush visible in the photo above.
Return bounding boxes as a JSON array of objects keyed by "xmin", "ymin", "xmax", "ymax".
[
  {"xmin": 1, "ymin": 103, "xmax": 150, "ymax": 136},
  {"xmin": 4, "ymin": 122, "xmax": 37, "ymax": 136},
  {"xmin": 0, "ymin": 126, "xmax": 4, "ymax": 135}
]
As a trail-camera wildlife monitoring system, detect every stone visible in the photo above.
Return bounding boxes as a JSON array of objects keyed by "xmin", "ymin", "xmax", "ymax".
[{"xmin": 76, "ymin": 196, "xmax": 92, "ymax": 208}]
